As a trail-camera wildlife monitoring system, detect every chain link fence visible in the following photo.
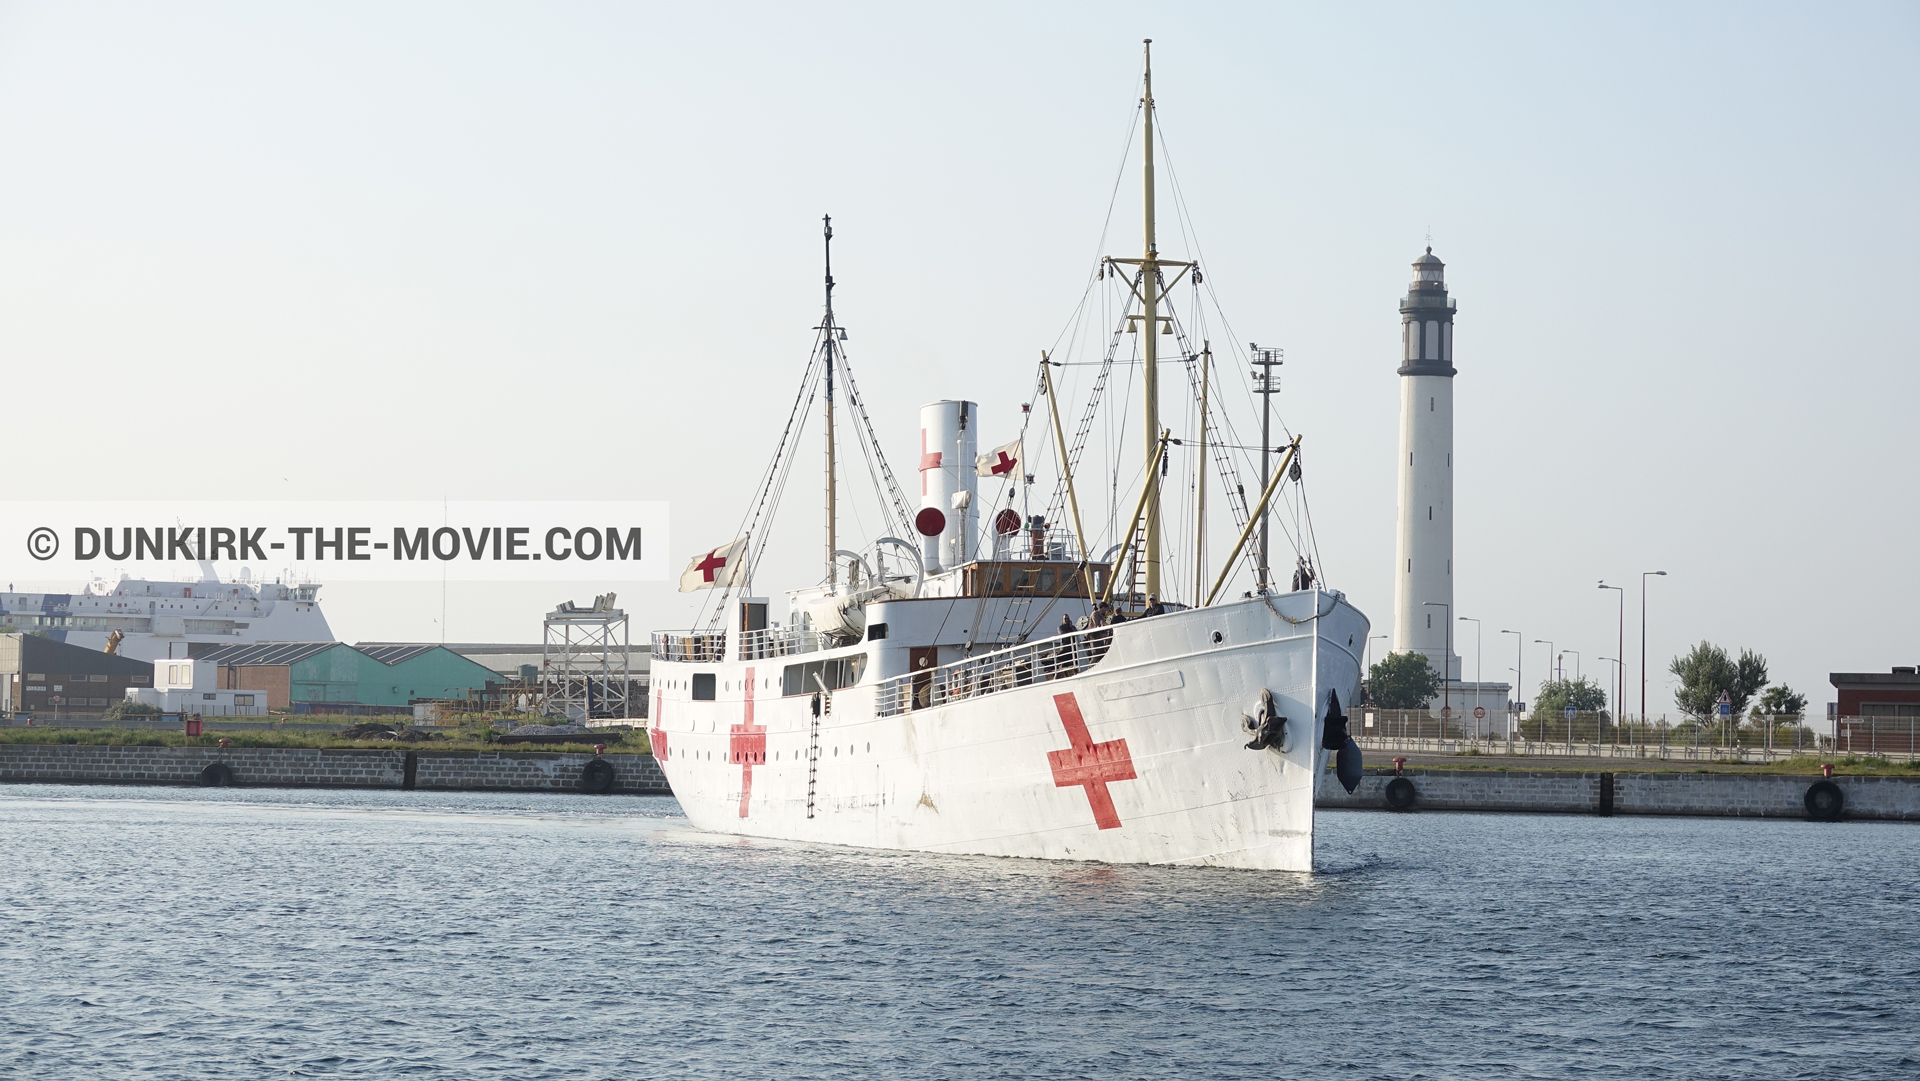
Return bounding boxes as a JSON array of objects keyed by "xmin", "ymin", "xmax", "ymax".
[{"xmin": 1359, "ymin": 709, "xmax": 1920, "ymax": 763}]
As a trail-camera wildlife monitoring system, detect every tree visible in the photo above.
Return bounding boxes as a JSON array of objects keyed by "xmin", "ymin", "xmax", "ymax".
[
  {"xmin": 1752, "ymin": 684, "xmax": 1808, "ymax": 720},
  {"xmin": 1668, "ymin": 641, "xmax": 1769, "ymax": 719},
  {"xmin": 1367, "ymin": 651, "xmax": 1442, "ymax": 709},
  {"xmin": 1533, "ymin": 676, "xmax": 1609, "ymax": 719}
]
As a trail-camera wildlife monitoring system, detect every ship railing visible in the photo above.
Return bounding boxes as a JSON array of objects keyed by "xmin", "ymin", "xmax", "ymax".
[
  {"xmin": 986, "ymin": 526, "xmax": 1083, "ymax": 564},
  {"xmin": 650, "ymin": 631, "xmax": 728, "ymax": 663},
  {"xmin": 874, "ymin": 628, "xmax": 1112, "ymax": 718},
  {"xmin": 736, "ymin": 626, "xmax": 828, "ymax": 661}
]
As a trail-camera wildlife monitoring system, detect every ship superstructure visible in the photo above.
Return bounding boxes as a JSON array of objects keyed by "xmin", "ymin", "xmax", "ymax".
[
  {"xmin": 649, "ymin": 43, "xmax": 1366, "ymax": 871},
  {"xmin": 2, "ymin": 566, "xmax": 332, "ymax": 661}
]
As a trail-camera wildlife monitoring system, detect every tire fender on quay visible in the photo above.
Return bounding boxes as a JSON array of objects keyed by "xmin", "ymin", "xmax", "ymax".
[
  {"xmin": 1804, "ymin": 779, "xmax": 1844, "ymax": 822},
  {"xmin": 580, "ymin": 758, "xmax": 616, "ymax": 794},
  {"xmin": 1384, "ymin": 775, "xmax": 1417, "ymax": 812}
]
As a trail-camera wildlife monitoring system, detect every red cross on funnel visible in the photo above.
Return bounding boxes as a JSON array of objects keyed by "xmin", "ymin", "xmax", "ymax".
[
  {"xmin": 1046, "ymin": 692, "xmax": 1136, "ymax": 830},
  {"xmin": 918, "ymin": 429, "xmax": 943, "ymax": 495},
  {"xmin": 729, "ymin": 666, "xmax": 766, "ymax": 817}
]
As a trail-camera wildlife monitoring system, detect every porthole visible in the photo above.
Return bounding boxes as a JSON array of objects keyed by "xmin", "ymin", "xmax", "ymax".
[
  {"xmin": 1211, "ymin": 631, "xmax": 1223, "ymax": 644},
  {"xmin": 866, "ymin": 743, "xmax": 871, "ymax": 752},
  {"xmin": 833, "ymin": 746, "xmax": 838, "ymax": 757}
]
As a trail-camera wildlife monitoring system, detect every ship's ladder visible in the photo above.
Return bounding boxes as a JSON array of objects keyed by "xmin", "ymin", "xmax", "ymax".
[
  {"xmin": 995, "ymin": 595, "xmax": 1033, "ymax": 644},
  {"xmin": 806, "ymin": 687, "xmax": 825, "ymax": 818}
]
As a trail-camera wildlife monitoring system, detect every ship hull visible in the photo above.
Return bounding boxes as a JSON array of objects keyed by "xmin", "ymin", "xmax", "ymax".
[{"xmin": 652, "ymin": 590, "xmax": 1368, "ymax": 872}]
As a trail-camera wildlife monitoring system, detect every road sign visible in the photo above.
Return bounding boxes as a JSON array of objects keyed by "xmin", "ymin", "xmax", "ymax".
[
  {"xmin": 1564, "ymin": 705, "xmax": 1576, "ymax": 721},
  {"xmin": 1717, "ymin": 690, "xmax": 1732, "ymax": 717},
  {"xmin": 1473, "ymin": 706, "xmax": 1487, "ymax": 720}
]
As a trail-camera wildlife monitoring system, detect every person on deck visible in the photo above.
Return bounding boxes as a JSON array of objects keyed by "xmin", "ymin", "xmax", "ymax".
[
  {"xmin": 1142, "ymin": 593, "xmax": 1166, "ymax": 618},
  {"xmin": 1053, "ymin": 613, "xmax": 1078, "ymax": 678}
]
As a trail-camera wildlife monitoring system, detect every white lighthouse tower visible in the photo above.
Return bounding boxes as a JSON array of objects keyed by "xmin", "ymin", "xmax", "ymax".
[
  {"xmin": 1393, "ymin": 247, "xmax": 1458, "ymax": 678},
  {"xmin": 1389, "ymin": 248, "xmax": 1509, "ymax": 733}
]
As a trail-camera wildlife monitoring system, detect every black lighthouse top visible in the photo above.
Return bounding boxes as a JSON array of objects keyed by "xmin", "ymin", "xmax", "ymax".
[{"xmin": 1398, "ymin": 247, "xmax": 1457, "ymax": 378}]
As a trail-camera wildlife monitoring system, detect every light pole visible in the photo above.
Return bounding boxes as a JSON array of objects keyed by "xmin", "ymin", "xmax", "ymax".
[
  {"xmin": 1367, "ymin": 634, "xmax": 1390, "ymax": 672},
  {"xmin": 1423, "ymin": 601, "xmax": 1451, "ymax": 734},
  {"xmin": 1535, "ymin": 638, "xmax": 1555, "ymax": 742},
  {"xmin": 1599, "ymin": 581, "xmax": 1625, "ymax": 729},
  {"xmin": 1641, "ymin": 570, "xmax": 1667, "ymax": 720},
  {"xmin": 1501, "ymin": 629, "xmax": 1522, "ymax": 740},
  {"xmin": 1563, "ymin": 649, "xmax": 1580, "ymax": 681},
  {"xmin": 1459, "ymin": 616, "xmax": 1482, "ymax": 739},
  {"xmin": 1599, "ymin": 656, "xmax": 1620, "ymax": 746}
]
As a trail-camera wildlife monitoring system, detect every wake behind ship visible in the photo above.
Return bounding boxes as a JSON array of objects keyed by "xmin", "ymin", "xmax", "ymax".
[{"xmin": 649, "ymin": 42, "xmax": 1367, "ymax": 871}]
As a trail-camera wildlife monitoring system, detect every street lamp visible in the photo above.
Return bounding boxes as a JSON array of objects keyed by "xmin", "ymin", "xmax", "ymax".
[
  {"xmin": 1562, "ymin": 649, "xmax": 1580, "ymax": 681},
  {"xmin": 1599, "ymin": 655, "xmax": 1620, "ymax": 745},
  {"xmin": 1501, "ymin": 629, "xmax": 1523, "ymax": 740},
  {"xmin": 1535, "ymin": 638, "xmax": 1555, "ymax": 742},
  {"xmin": 1599, "ymin": 581, "xmax": 1625, "ymax": 729},
  {"xmin": 1367, "ymin": 634, "xmax": 1389, "ymax": 672},
  {"xmin": 1423, "ymin": 601, "xmax": 1451, "ymax": 733},
  {"xmin": 1459, "ymin": 616, "xmax": 1482, "ymax": 739},
  {"xmin": 1642, "ymin": 571, "xmax": 1668, "ymax": 720}
]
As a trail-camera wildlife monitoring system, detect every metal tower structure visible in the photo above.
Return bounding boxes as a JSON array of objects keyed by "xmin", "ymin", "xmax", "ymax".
[{"xmin": 541, "ymin": 593, "xmax": 631, "ymax": 722}]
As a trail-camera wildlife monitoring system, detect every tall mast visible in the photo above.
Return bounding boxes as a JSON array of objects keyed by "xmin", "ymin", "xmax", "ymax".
[
  {"xmin": 822, "ymin": 215, "xmax": 838, "ymax": 591},
  {"xmin": 1193, "ymin": 342, "xmax": 1210, "ymax": 602},
  {"xmin": 1140, "ymin": 38, "xmax": 1162, "ymax": 601}
]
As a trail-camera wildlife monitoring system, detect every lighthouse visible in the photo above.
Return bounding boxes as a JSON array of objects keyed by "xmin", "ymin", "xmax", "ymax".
[
  {"xmin": 1390, "ymin": 248, "xmax": 1509, "ymax": 732},
  {"xmin": 1393, "ymin": 247, "xmax": 1458, "ymax": 679}
]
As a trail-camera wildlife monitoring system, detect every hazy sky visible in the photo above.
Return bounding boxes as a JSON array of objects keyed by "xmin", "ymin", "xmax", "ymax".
[{"xmin": 1, "ymin": 2, "xmax": 1914, "ymax": 716}]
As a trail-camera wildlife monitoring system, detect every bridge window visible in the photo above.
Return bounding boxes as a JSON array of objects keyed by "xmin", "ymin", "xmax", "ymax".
[
  {"xmin": 692, "ymin": 673, "xmax": 715, "ymax": 701},
  {"xmin": 783, "ymin": 654, "xmax": 868, "ymax": 696}
]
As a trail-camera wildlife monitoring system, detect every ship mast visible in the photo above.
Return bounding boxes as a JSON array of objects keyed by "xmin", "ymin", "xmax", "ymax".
[
  {"xmin": 1139, "ymin": 39, "xmax": 1162, "ymax": 601},
  {"xmin": 821, "ymin": 215, "xmax": 838, "ymax": 591}
]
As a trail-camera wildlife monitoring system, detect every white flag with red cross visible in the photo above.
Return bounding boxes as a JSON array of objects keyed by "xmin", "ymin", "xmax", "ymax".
[
  {"xmin": 975, "ymin": 438, "xmax": 1021, "ymax": 478},
  {"xmin": 678, "ymin": 538, "xmax": 748, "ymax": 592}
]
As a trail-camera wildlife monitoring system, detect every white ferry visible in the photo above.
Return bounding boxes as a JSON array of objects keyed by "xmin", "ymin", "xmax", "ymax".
[
  {"xmin": 649, "ymin": 43, "xmax": 1367, "ymax": 872},
  {"xmin": 2, "ymin": 564, "xmax": 332, "ymax": 662}
]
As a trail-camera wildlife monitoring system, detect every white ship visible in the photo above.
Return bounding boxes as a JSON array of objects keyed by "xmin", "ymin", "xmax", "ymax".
[
  {"xmin": 649, "ymin": 44, "xmax": 1367, "ymax": 872},
  {"xmin": 1, "ymin": 564, "xmax": 332, "ymax": 662}
]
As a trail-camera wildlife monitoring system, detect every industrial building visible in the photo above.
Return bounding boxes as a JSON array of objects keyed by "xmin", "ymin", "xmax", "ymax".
[
  {"xmin": 0, "ymin": 633, "xmax": 154, "ymax": 716},
  {"xmin": 203, "ymin": 642, "xmax": 501, "ymax": 714},
  {"xmin": 359, "ymin": 638, "xmax": 651, "ymax": 721},
  {"xmin": 132, "ymin": 658, "xmax": 268, "ymax": 715}
]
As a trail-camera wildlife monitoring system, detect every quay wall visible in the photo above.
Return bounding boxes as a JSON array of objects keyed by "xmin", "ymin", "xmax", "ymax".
[
  {"xmin": 0, "ymin": 744, "xmax": 669, "ymax": 795},
  {"xmin": 1317, "ymin": 769, "xmax": 1920, "ymax": 821}
]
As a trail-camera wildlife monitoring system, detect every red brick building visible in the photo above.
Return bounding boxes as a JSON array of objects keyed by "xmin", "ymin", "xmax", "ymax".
[
  {"xmin": 1829, "ymin": 667, "xmax": 1920, "ymax": 719},
  {"xmin": 1828, "ymin": 666, "xmax": 1920, "ymax": 754}
]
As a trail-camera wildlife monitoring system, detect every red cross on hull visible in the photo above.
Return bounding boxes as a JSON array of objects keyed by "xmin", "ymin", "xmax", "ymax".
[
  {"xmin": 1046, "ymin": 692, "xmax": 1137, "ymax": 830},
  {"xmin": 728, "ymin": 666, "xmax": 765, "ymax": 818},
  {"xmin": 650, "ymin": 689, "xmax": 668, "ymax": 761}
]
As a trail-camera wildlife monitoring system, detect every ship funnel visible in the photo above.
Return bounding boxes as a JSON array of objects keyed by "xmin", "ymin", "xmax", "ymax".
[{"xmin": 917, "ymin": 400, "xmax": 978, "ymax": 569}]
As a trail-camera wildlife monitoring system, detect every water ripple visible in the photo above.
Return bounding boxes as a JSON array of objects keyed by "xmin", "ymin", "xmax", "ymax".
[{"xmin": 1, "ymin": 785, "xmax": 1916, "ymax": 1079}]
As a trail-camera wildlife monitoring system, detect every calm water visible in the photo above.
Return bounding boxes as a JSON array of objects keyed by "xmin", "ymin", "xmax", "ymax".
[{"xmin": 2, "ymin": 786, "xmax": 1916, "ymax": 1080}]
